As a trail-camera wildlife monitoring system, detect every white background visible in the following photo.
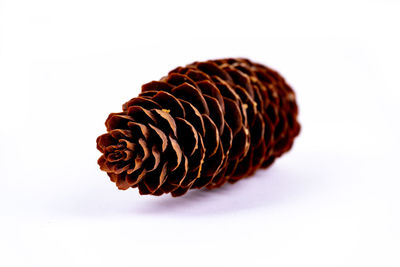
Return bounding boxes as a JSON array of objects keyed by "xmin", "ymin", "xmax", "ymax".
[{"xmin": 1, "ymin": 0, "xmax": 399, "ymax": 266}]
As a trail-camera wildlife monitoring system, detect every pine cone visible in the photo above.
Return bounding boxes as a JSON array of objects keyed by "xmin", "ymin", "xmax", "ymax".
[{"xmin": 96, "ymin": 58, "xmax": 300, "ymax": 197}]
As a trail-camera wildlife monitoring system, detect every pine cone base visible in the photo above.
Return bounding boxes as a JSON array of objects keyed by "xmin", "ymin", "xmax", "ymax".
[{"xmin": 96, "ymin": 58, "xmax": 300, "ymax": 197}]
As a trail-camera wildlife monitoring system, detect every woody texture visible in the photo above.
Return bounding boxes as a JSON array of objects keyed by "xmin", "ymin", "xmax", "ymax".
[{"xmin": 96, "ymin": 58, "xmax": 300, "ymax": 197}]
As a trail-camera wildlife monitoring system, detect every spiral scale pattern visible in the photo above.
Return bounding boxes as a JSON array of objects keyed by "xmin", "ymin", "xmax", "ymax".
[{"xmin": 96, "ymin": 58, "xmax": 300, "ymax": 196}]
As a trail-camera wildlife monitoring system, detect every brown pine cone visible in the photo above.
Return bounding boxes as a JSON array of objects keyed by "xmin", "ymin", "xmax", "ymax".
[{"xmin": 96, "ymin": 58, "xmax": 300, "ymax": 197}]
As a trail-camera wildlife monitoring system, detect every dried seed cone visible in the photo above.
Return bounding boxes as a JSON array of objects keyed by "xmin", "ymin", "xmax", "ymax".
[{"xmin": 96, "ymin": 58, "xmax": 300, "ymax": 196}]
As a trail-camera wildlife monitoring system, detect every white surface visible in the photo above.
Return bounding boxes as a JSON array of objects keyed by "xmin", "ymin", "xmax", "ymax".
[{"xmin": 1, "ymin": 0, "xmax": 399, "ymax": 266}]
